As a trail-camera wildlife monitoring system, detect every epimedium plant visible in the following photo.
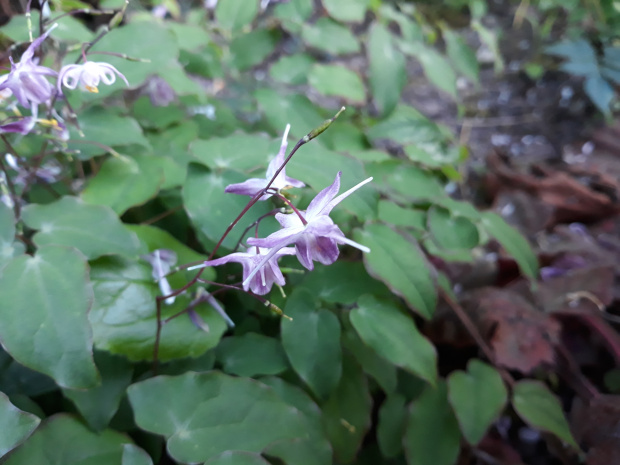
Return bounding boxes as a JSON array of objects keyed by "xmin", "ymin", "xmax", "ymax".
[{"xmin": 0, "ymin": 0, "xmax": 583, "ymax": 464}]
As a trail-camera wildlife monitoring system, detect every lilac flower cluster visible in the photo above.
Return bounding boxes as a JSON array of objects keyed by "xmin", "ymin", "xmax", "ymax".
[
  {"xmin": 0, "ymin": 24, "xmax": 128, "ymax": 137},
  {"xmin": 188, "ymin": 125, "xmax": 372, "ymax": 297}
]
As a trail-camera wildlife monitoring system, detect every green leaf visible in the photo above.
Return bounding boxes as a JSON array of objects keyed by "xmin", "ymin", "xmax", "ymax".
[
  {"xmin": 342, "ymin": 328, "xmax": 398, "ymax": 394},
  {"xmin": 230, "ymin": 29, "xmax": 278, "ymax": 71},
  {"xmin": 404, "ymin": 382, "xmax": 461, "ymax": 465},
  {"xmin": 67, "ymin": 107, "xmax": 151, "ymax": 159},
  {"xmin": 367, "ymin": 161, "xmax": 445, "ymax": 203},
  {"xmin": 368, "ymin": 23, "xmax": 406, "ymax": 116},
  {"xmin": 190, "ymin": 133, "xmax": 274, "ymax": 171},
  {"xmin": 281, "ymin": 289, "xmax": 342, "ymax": 400},
  {"xmin": 301, "ymin": 18, "xmax": 360, "ymax": 54},
  {"xmin": 270, "ymin": 54, "xmax": 315, "ymax": 85},
  {"xmin": 0, "ymin": 246, "xmax": 99, "ymax": 389},
  {"xmin": 81, "ymin": 155, "xmax": 164, "ymax": 215},
  {"xmin": 89, "ymin": 256, "xmax": 227, "ymax": 361},
  {"xmin": 301, "ymin": 261, "xmax": 389, "ymax": 305},
  {"xmin": 216, "ymin": 333, "xmax": 288, "ymax": 377},
  {"xmin": 206, "ymin": 452, "xmax": 271, "ymax": 465},
  {"xmin": 444, "ymin": 28, "xmax": 479, "ymax": 81},
  {"xmin": 183, "ymin": 165, "xmax": 272, "ymax": 251},
  {"xmin": 377, "ymin": 394, "xmax": 407, "ymax": 458},
  {"xmin": 416, "ymin": 46, "xmax": 458, "ymax": 98},
  {"xmin": 322, "ymin": 354, "xmax": 372, "ymax": 463},
  {"xmin": 255, "ymin": 89, "xmax": 324, "ymax": 142},
  {"xmin": 21, "ymin": 196, "xmax": 142, "ymax": 260},
  {"xmin": 428, "ymin": 206, "xmax": 480, "ymax": 250},
  {"xmin": 62, "ymin": 351, "xmax": 134, "ymax": 432},
  {"xmin": 378, "ymin": 201, "xmax": 426, "ymax": 230},
  {"xmin": 4, "ymin": 414, "xmax": 145, "ymax": 465},
  {"xmin": 512, "ymin": 380, "xmax": 578, "ymax": 448},
  {"xmin": 258, "ymin": 377, "xmax": 332, "ymax": 465},
  {"xmin": 215, "ymin": 0, "xmax": 258, "ymax": 31},
  {"xmin": 350, "ymin": 295, "xmax": 437, "ymax": 384},
  {"xmin": 0, "ymin": 203, "xmax": 24, "ymax": 270},
  {"xmin": 274, "ymin": 0, "xmax": 314, "ymax": 26},
  {"xmin": 167, "ymin": 22, "xmax": 211, "ymax": 52},
  {"xmin": 128, "ymin": 371, "xmax": 324, "ymax": 463},
  {"xmin": 367, "ymin": 105, "xmax": 448, "ymax": 146},
  {"xmin": 0, "ymin": 391, "xmax": 40, "ymax": 458},
  {"xmin": 122, "ymin": 444, "xmax": 154, "ymax": 465},
  {"xmin": 308, "ymin": 64, "xmax": 366, "ymax": 104},
  {"xmin": 354, "ymin": 224, "xmax": 437, "ymax": 318},
  {"xmin": 322, "ymin": 0, "xmax": 369, "ymax": 22},
  {"xmin": 479, "ymin": 212, "xmax": 538, "ymax": 280},
  {"xmin": 447, "ymin": 360, "xmax": 507, "ymax": 445}
]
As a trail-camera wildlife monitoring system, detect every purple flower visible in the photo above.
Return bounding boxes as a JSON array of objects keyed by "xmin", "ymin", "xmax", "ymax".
[
  {"xmin": 243, "ymin": 172, "xmax": 372, "ymax": 287},
  {"xmin": 58, "ymin": 61, "xmax": 129, "ymax": 94},
  {"xmin": 0, "ymin": 25, "xmax": 58, "ymax": 108},
  {"xmin": 141, "ymin": 249, "xmax": 178, "ymax": 304},
  {"xmin": 189, "ymin": 246, "xmax": 296, "ymax": 295},
  {"xmin": 224, "ymin": 124, "xmax": 305, "ymax": 200},
  {"xmin": 0, "ymin": 115, "xmax": 36, "ymax": 135}
]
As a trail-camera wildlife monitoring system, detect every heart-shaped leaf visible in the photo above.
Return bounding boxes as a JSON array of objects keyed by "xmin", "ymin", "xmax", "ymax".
[
  {"xmin": 81, "ymin": 155, "xmax": 164, "ymax": 215},
  {"xmin": 216, "ymin": 333, "xmax": 288, "ymax": 377},
  {"xmin": 447, "ymin": 360, "xmax": 507, "ymax": 445},
  {"xmin": 128, "ymin": 371, "xmax": 324, "ymax": 463},
  {"xmin": 0, "ymin": 246, "xmax": 99, "ymax": 389},
  {"xmin": 281, "ymin": 289, "xmax": 342, "ymax": 400},
  {"xmin": 22, "ymin": 196, "xmax": 142, "ymax": 260},
  {"xmin": 4, "ymin": 414, "xmax": 147, "ymax": 465},
  {"xmin": 350, "ymin": 295, "xmax": 437, "ymax": 384},
  {"xmin": 89, "ymin": 255, "xmax": 227, "ymax": 361}
]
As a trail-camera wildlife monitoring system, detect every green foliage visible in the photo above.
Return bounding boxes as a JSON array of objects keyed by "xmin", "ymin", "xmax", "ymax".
[
  {"xmin": 512, "ymin": 380, "xmax": 579, "ymax": 449},
  {"xmin": 350, "ymin": 295, "xmax": 437, "ymax": 384},
  {"xmin": 354, "ymin": 224, "xmax": 437, "ymax": 318},
  {"xmin": 2, "ymin": 415, "xmax": 150, "ymax": 465},
  {"xmin": 0, "ymin": 392, "xmax": 40, "ymax": 457},
  {"xmin": 0, "ymin": 246, "xmax": 99, "ymax": 389},
  {"xmin": 447, "ymin": 360, "xmax": 507, "ymax": 445},
  {"xmin": 404, "ymin": 382, "xmax": 461, "ymax": 465},
  {"xmin": 128, "ymin": 371, "xmax": 329, "ymax": 463},
  {"xmin": 0, "ymin": 1, "xmax": 569, "ymax": 464},
  {"xmin": 281, "ymin": 289, "xmax": 342, "ymax": 400}
]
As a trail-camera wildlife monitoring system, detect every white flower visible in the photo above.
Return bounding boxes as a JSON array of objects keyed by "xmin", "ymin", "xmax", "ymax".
[{"xmin": 57, "ymin": 61, "xmax": 128, "ymax": 94}]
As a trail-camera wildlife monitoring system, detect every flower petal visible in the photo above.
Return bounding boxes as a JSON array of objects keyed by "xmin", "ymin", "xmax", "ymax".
[
  {"xmin": 324, "ymin": 176, "xmax": 373, "ymax": 215},
  {"xmin": 225, "ymin": 177, "xmax": 270, "ymax": 199},
  {"xmin": 306, "ymin": 171, "xmax": 341, "ymax": 219}
]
